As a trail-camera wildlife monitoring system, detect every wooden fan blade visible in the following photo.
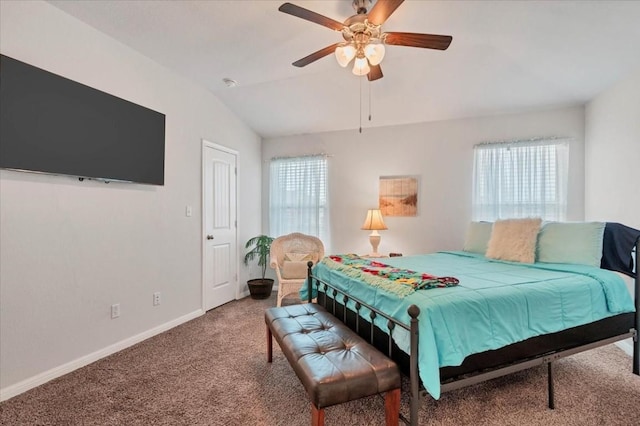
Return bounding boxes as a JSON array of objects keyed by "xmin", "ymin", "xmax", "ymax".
[
  {"xmin": 279, "ymin": 3, "xmax": 344, "ymax": 32},
  {"xmin": 367, "ymin": 0, "xmax": 404, "ymax": 26},
  {"xmin": 367, "ymin": 64, "xmax": 383, "ymax": 81},
  {"xmin": 384, "ymin": 32, "xmax": 452, "ymax": 50},
  {"xmin": 292, "ymin": 43, "xmax": 341, "ymax": 67}
]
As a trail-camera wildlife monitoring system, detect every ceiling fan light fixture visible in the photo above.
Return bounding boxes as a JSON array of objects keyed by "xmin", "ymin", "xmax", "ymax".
[
  {"xmin": 279, "ymin": 1, "xmax": 453, "ymax": 81},
  {"xmin": 335, "ymin": 44, "xmax": 357, "ymax": 67},
  {"xmin": 364, "ymin": 43, "xmax": 385, "ymax": 66},
  {"xmin": 352, "ymin": 56, "xmax": 370, "ymax": 76}
]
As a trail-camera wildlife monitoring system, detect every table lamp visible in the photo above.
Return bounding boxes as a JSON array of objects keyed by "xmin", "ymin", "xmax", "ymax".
[{"xmin": 361, "ymin": 209, "xmax": 388, "ymax": 257}]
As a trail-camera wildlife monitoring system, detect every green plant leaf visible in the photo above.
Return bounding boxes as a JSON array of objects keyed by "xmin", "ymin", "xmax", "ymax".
[{"xmin": 243, "ymin": 235, "xmax": 274, "ymax": 279}]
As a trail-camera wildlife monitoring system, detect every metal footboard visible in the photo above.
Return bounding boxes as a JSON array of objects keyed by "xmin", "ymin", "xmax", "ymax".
[{"xmin": 306, "ymin": 262, "xmax": 421, "ymax": 426}]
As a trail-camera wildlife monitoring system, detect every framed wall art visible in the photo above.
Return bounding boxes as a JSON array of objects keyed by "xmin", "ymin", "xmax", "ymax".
[{"xmin": 379, "ymin": 175, "xmax": 418, "ymax": 217}]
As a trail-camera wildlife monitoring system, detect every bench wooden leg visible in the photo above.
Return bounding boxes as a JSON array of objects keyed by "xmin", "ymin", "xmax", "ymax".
[
  {"xmin": 266, "ymin": 324, "xmax": 273, "ymax": 363},
  {"xmin": 385, "ymin": 388, "xmax": 400, "ymax": 426},
  {"xmin": 311, "ymin": 403, "xmax": 324, "ymax": 426}
]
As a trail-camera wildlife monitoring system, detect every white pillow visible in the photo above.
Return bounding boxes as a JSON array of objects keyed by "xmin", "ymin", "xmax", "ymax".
[
  {"xmin": 281, "ymin": 261, "xmax": 309, "ymax": 279},
  {"xmin": 463, "ymin": 222, "xmax": 493, "ymax": 254},
  {"xmin": 485, "ymin": 218, "xmax": 542, "ymax": 263},
  {"xmin": 285, "ymin": 252, "xmax": 312, "ymax": 262},
  {"xmin": 536, "ymin": 222, "xmax": 605, "ymax": 266}
]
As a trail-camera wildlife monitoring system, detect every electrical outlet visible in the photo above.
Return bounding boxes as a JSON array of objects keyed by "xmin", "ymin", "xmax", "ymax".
[
  {"xmin": 111, "ymin": 303, "xmax": 120, "ymax": 319},
  {"xmin": 153, "ymin": 292, "xmax": 161, "ymax": 306}
]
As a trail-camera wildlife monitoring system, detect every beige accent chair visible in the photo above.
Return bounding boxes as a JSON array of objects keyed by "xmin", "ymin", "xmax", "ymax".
[{"xmin": 270, "ymin": 233, "xmax": 325, "ymax": 307}]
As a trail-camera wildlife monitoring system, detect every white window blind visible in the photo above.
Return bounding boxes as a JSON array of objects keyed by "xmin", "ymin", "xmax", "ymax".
[
  {"xmin": 472, "ymin": 139, "xmax": 569, "ymax": 222},
  {"xmin": 269, "ymin": 155, "xmax": 330, "ymax": 248}
]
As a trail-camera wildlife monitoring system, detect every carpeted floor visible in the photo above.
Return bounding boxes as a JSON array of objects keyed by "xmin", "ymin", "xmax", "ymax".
[{"xmin": 1, "ymin": 294, "xmax": 638, "ymax": 425}]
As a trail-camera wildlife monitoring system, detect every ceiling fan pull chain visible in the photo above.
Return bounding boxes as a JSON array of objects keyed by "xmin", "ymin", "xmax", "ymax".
[
  {"xmin": 368, "ymin": 79, "xmax": 372, "ymax": 122},
  {"xmin": 359, "ymin": 76, "xmax": 363, "ymax": 133}
]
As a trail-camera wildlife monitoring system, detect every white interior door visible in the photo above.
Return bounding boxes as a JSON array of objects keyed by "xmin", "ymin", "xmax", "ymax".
[{"xmin": 203, "ymin": 141, "xmax": 238, "ymax": 311}]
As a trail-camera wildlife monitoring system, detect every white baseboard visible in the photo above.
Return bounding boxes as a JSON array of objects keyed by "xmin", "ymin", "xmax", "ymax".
[
  {"xmin": 0, "ymin": 309, "xmax": 203, "ymax": 402},
  {"xmin": 615, "ymin": 338, "xmax": 633, "ymax": 357}
]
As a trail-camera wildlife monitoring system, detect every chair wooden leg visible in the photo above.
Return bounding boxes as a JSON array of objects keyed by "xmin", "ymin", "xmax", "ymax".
[
  {"xmin": 311, "ymin": 403, "xmax": 324, "ymax": 426},
  {"xmin": 266, "ymin": 324, "xmax": 273, "ymax": 363},
  {"xmin": 385, "ymin": 388, "xmax": 400, "ymax": 426}
]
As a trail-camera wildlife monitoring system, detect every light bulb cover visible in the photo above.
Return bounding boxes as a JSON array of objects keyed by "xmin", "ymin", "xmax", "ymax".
[
  {"xmin": 335, "ymin": 44, "xmax": 357, "ymax": 67},
  {"xmin": 352, "ymin": 56, "xmax": 370, "ymax": 76},
  {"xmin": 364, "ymin": 43, "xmax": 385, "ymax": 66}
]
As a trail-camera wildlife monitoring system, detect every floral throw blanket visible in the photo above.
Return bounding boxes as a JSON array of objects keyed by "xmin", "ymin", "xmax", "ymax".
[{"xmin": 321, "ymin": 254, "xmax": 459, "ymax": 297}]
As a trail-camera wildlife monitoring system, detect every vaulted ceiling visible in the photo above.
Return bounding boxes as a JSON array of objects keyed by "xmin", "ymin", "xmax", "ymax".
[{"xmin": 48, "ymin": 0, "xmax": 640, "ymax": 138}]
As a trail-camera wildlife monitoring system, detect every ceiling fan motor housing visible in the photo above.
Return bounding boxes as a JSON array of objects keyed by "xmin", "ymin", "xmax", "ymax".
[{"xmin": 342, "ymin": 14, "xmax": 382, "ymax": 45}]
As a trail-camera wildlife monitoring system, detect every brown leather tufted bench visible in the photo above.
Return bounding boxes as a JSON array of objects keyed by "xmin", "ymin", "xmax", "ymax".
[{"xmin": 265, "ymin": 303, "xmax": 401, "ymax": 426}]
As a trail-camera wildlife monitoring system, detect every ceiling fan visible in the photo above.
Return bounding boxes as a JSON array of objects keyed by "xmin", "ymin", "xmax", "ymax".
[{"xmin": 279, "ymin": 0, "xmax": 452, "ymax": 81}]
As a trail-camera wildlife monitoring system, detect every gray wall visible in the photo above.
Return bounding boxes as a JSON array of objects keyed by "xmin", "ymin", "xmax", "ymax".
[
  {"xmin": 585, "ymin": 67, "xmax": 640, "ymax": 300},
  {"xmin": 585, "ymin": 68, "xmax": 640, "ymax": 229},
  {"xmin": 263, "ymin": 106, "xmax": 586, "ymax": 256},
  {"xmin": 0, "ymin": 1, "xmax": 262, "ymax": 397}
]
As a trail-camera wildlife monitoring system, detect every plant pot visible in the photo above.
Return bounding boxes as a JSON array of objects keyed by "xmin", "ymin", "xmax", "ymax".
[{"xmin": 247, "ymin": 278, "xmax": 274, "ymax": 300}]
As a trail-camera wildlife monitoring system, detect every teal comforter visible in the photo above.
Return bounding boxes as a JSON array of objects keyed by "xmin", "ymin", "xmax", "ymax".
[{"xmin": 302, "ymin": 251, "xmax": 635, "ymax": 399}]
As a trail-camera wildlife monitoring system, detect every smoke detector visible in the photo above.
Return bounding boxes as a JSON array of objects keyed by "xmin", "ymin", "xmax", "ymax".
[{"xmin": 222, "ymin": 78, "xmax": 238, "ymax": 88}]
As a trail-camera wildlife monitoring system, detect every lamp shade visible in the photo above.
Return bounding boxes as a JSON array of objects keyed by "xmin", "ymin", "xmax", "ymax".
[
  {"xmin": 352, "ymin": 56, "xmax": 370, "ymax": 76},
  {"xmin": 335, "ymin": 44, "xmax": 357, "ymax": 67},
  {"xmin": 361, "ymin": 209, "xmax": 388, "ymax": 230},
  {"xmin": 364, "ymin": 43, "xmax": 385, "ymax": 66}
]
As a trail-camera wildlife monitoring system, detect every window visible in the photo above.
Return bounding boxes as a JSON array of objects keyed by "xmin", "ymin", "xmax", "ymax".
[
  {"xmin": 269, "ymin": 155, "xmax": 330, "ymax": 247},
  {"xmin": 472, "ymin": 139, "xmax": 569, "ymax": 222}
]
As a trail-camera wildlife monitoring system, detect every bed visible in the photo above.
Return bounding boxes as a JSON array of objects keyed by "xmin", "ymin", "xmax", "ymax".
[{"xmin": 302, "ymin": 221, "xmax": 639, "ymax": 426}]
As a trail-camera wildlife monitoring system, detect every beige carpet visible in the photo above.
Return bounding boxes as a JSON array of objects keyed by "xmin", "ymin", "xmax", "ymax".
[{"xmin": 1, "ymin": 294, "xmax": 638, "ymax": 426}]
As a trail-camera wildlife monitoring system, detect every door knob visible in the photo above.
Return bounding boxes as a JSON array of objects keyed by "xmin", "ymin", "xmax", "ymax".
[{"xmin": 207, "ymin": 235, "xmax": 214, "ymax": 240}]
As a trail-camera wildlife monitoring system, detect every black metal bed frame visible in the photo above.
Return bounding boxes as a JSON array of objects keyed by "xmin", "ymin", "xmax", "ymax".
[{"xmin": 306, "ymin": 238, "xmax": 640, "ymax": 426}]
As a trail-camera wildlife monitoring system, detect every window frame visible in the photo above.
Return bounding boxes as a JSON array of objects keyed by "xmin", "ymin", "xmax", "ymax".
[
  {"xmin": 269, "ymin": 155, "xmax": 330, "ymax": 248},
  {"xmin": 472, "ymin": 139, "xmax": 570, "ymax": 222}
]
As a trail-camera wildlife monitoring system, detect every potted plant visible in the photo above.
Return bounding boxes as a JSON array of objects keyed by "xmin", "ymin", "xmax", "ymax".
[{"xmin": 243, "ymin": 235, "xmax": 275, "ymax": 299}]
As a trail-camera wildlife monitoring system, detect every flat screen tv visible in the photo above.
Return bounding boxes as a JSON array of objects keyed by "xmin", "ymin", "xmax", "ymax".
[{"xmin": 0, "ymin": 54, "xmax": 165, "ymax": 185}]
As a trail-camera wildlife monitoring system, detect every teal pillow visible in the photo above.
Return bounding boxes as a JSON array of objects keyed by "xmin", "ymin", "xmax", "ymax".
[
  {"xmin": 463, "ymin": 222, "xmax": 493, "ymax": 254},
  {"xmin": 536, "ymin": 222, "xmax": 605, "ymax": 266}
]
